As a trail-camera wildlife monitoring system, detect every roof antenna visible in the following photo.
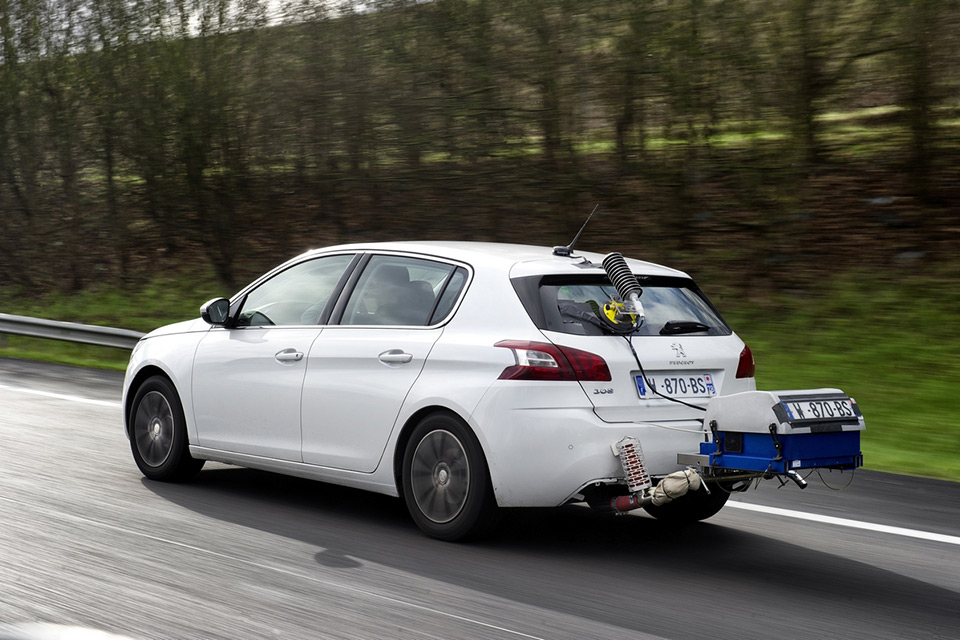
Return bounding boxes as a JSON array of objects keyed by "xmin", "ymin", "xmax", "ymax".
[{"xmin": 553, "ymin": 204, "xmax": 599, "ymax": 257}]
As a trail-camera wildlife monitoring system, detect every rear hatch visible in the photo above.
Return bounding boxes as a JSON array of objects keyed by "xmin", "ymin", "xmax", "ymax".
[{"xmin": 512, "ymin": 271, "xmax": 755, "ymax": 423}]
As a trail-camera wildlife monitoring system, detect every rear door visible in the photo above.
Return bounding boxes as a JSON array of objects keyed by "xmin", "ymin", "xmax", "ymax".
[{"xmin": 300, "ymin": 254, "xmax": 467, "ymax": 472}]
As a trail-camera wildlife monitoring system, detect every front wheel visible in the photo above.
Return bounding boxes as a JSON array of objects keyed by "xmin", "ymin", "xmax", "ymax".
[
  {"xmin": 641, "ymin": 480, "xmax": 731, "ymax": 523},
  {"xmin": 129, "ymin": 376, "xmax": 204, "ymax": 482},
  {"xmin": 401, "ymin": 413, "xmax": 499, "ymax": 541}
]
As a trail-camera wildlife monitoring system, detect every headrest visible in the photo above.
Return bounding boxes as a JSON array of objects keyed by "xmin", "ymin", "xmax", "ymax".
[{"xmin": 377, "ymin": 265, "xmax": 410, "ymax": 286}]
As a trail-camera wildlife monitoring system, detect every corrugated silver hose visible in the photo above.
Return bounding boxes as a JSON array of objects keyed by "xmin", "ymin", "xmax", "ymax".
[{"xmin": 601, "ymin": 252, "xmax": 645, "ymax": 326}]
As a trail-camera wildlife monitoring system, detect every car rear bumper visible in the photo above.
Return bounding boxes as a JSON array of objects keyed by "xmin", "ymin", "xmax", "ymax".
[{"xmin": 471, "ymin": 382, "xmax": 707, "ymax": 507}]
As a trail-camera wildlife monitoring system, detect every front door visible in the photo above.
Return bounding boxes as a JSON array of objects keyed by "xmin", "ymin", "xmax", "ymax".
[
  {"xmin": 190, "ymin": 253, "xmax": 356, "ymax": 460},
  {"xmin": 193, "ymin": 326, "xmax": 318, "ymax": 460}
]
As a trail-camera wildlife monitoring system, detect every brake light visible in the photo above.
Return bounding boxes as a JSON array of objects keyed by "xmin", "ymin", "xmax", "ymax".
[
  {"xmin": 736, "ymin": 345, "xmax": 755, "ymax": 378},
  {"xmin": 495, "ymin": 340, "xmax": 611, "ymax": 381}
]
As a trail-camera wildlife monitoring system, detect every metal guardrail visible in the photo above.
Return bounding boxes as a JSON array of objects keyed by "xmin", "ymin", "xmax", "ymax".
[{"xmin": 0, "ymin": 313, "xmax": 144, "ymax": 350}]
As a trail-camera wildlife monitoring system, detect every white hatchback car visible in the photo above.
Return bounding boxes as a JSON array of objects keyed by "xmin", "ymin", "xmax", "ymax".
[{"xmin": 123, "ymin": 241, "xmax": 758, "ymax": 539}]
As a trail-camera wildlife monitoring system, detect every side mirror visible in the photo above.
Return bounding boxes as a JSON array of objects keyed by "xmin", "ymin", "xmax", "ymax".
[{"xmin": 200, "ymin": 297, "xmax": 231, "ymax": 325}]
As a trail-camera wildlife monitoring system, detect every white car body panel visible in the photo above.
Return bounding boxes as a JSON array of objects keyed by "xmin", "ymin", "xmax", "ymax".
[
  {"xmin": 122, "ymin": 318, "xmax": 209, "ymax": 442},
  {"xmin": 301, "ymin": 325, "xmax": 443, "ymax": 471},
  {"xmin": 187, "ymin": 446, "xmax": 401, "ymax": 496},
  {"xmin": 192, "ymin": 325, "xmax": 321, "ymax": 461}
]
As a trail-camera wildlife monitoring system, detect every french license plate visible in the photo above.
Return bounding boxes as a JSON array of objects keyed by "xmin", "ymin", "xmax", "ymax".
[
  {"xmin": 781, "ymin": 397, "xmax": 857, "ymax": 422},
  {"xmin": 635, "ymin": 372, "xmax": 717, "ymax": 399}
]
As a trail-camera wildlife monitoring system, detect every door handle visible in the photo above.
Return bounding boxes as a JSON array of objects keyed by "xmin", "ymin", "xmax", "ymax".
[
  {"xmin": 378, "ymin": 349, "xmax": 413, "ymax": 364},
  {"xmin": 275, "ymin": 349, "xmax": 304, "ymax": 363}
]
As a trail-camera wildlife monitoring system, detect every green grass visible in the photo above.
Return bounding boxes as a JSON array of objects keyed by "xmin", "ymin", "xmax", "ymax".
[
  {"xmin": 816, "ymin": 105, "xmax": 904, "ymax": 122},
  {"xmin": 1, "ymin": 265, "xmax": 957, "ymax": 482},
  {"xmin": 0, "ymin": 268, "xmax": 226, "ymax": 370},
  {"xmin": 723, "ymin": 267, "xmax": 960, "ymax": 482}
]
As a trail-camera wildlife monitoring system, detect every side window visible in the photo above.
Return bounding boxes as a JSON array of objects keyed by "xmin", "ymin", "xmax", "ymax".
[
  {"xmin": 342, "ymin": 255, "xmax": 458, "ymax": 326},
  {"xmin": 236, "ymin": 254, "xmax": 354, "ymax": 327},
  {"xmin": 429, "ymin": 267, "xmax": 468, "ymax": 324}
]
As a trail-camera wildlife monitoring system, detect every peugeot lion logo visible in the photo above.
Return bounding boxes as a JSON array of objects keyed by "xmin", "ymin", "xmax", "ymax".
[{"xmin": 671, "ymin": 343, "xmax": 686, "ymax": 358}]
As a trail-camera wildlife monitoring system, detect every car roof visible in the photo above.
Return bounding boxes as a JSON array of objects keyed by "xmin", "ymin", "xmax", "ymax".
[{"xmin": 304, "ymin": 241, "xmax": 690, "ymax": 279}]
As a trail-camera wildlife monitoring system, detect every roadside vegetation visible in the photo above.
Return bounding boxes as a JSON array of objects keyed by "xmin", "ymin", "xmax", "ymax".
[{"xmin": 1, "ymin": 0, "xmax": 958, "ymax": 294}]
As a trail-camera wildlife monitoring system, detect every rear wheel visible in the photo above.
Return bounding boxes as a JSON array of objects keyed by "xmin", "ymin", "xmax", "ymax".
[
  {"xmin": 642, "ymin": 480, "xmax": 730, "ymax": 523},
  {"xmin": 129, "ymin": 376, "xmax": 204, "ymax": 482},
  {"xmin": 401, "ymin": 413, "xmax": 499, "ymax": 541}
]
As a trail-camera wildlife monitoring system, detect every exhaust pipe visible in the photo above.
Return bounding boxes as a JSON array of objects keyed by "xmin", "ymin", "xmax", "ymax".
[
  {"xmin": 600, "ymin": 437, "xmax": 703, "ymax": 514},
  {"xmin": 786, "ymin": 470, "xmax": 808, "ymax": 489},
  {"xmin": 606, "ymin": 493, "xmax": 648, "ymax": 514}
]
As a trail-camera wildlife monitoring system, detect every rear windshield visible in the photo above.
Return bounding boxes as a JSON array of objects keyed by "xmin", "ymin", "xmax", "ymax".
[{"xmin": 513, "ymin": 275, "xmax": 731, "ymax": 337}]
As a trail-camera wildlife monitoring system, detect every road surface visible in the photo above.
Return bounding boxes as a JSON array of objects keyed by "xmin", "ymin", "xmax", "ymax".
[{"xmin": 1, "ymin": 357, "xmax": 957, "ymax": 639}]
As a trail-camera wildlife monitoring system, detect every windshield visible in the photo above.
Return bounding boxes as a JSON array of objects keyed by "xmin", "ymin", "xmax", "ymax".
[{"xmin": 513, "ymin": 275, "xmax": 731, "ymax": 337}]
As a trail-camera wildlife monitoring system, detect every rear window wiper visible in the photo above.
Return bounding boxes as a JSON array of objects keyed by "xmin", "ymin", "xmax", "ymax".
[{"xmin": 660, "ymin": 320, "xmax": 711, "ymax": 335}]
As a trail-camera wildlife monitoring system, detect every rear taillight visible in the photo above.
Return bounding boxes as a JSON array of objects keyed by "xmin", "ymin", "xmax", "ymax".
[
  {"xmin": 736, "ymin": 345, "xmax": 755, "ymax": 378},
  {"xmin": 495, "ymin": 340, "xmax": 611, "ymax": 382}
]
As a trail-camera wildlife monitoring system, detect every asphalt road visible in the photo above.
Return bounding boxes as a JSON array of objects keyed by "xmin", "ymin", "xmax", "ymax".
[{"xmin": 0, "ymin": 357, "xmax": 957, "ymax": 640}]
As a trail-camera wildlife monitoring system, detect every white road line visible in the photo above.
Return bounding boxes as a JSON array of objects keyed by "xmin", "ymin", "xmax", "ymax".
[
  {"xmin": 0, "ymin": 382, "xmax": 120, "ymax": 408},
  {"xmin": 727, "ymin": 500, "xmax": 960, "ymax": 546}
]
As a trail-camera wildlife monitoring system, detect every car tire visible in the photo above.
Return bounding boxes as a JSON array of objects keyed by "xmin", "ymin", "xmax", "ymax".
[
  {"xmin": 641, "ymin": 480, "xmax": 731, "ymax": 523},
  {"xmin": 401, "ymin": 413, "xmax": 499, "ymax": 541},
  {"xmin": 129, "ymin": 375, "xmax": 204, "ymax": 482}
]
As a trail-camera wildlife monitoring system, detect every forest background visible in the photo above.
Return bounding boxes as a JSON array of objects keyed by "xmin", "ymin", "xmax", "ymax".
[{"xmin": 0, "ymin": 0, "xmax": 958, "ymax": 479}]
